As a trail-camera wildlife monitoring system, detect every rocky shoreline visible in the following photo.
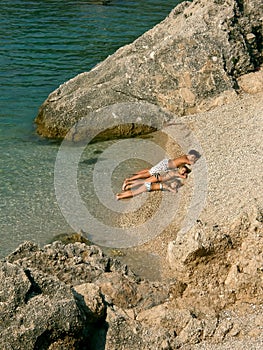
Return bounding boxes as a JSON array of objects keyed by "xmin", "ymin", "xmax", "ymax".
[
  {"xmin": 1, "ymin": 187, "xmax": 262, "ymax": 349},
  {"xmin": 35, "ymin": 0, "xmax": 262, "ymax": 142},
  {"xmin": 1, "ymin": 0, "xmax": 262, "ymax": 348},
  {"xmin": 2, "ymin": 81, "xmax": 262, "ymax": 350}
]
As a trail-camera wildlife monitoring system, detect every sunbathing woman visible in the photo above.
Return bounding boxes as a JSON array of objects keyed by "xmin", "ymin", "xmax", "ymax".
[
  {"xmin": 123, "ymin": 164, "xmax": 191, "ymax": 191},
  {"xmin": 116, "ymin": 165, "xmax": 191, "ymax": 200},
  {"xmin": 122, "ymin": 149, "xmax": 200, "ymax": 190}
]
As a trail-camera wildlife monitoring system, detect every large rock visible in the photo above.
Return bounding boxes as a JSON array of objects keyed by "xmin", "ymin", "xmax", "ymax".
[
  {"xmin": 1, "ymin": 229, "xmax": 262, "ymax": 349},
  {"xmin": 167, "ymin": 205, "xmax": 263, "ymax": 308},
  {"xmin": 0, "ymin": 261, "xmax": 88, "ymax": 349},
  {"xmin": 0, "ymin": 241, "xmax": 171, "ymax": 349},
  {"xmin": 35, "ymin": 0, "xmax": 262, "ymax": 140}
]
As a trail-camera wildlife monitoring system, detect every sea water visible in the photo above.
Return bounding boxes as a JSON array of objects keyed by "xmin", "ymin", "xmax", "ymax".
[{"xmin": 0, "ymin": 0, "xmax": 184, "ymax": 259}]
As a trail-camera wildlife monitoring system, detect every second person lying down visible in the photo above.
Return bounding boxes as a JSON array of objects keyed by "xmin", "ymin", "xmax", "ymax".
[{"xmin": 116, "ymin": 165, "xmax": 191, "ymax": 200}]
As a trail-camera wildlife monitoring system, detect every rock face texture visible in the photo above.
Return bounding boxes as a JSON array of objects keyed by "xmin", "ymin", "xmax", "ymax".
[
  {"xmin": 35, "ymin": 0, "xmax": 262, "ymax": 141},
  {"xmin": 1, "ymin": 210, "xmax": 262, "ymax": 350}
]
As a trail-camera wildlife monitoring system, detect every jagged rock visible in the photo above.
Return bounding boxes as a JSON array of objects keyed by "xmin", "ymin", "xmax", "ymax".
[
  {"xmin": 237, "ymin": 69, "xmax": 263, "ymax": 94},
  {"xmin": 223, "ymin": 208, "xmax": 263, "ymax": 303},
  {"xmin": 6, "ymin": 241, "xmax": 135, "ymax": 286},
  {"xmin": 49, "ymin": 232, "xmax": 92, "ymax": 245},
  {"xmin": 73, "ymin": 283, "xmax": 106, "ymax": 322},
  {"xmin": 106, "ymin": 302, "xmax": 219, "ymax": 350},
  {"xmin": 0, "ymin": 241, "xmax": 177, "ymax": 349},
  {"xmin": 35, "ymin": 0, "xmax": 262, "ymax": 140},
  {"xmin": 0, "ymin": 261, "xmax": 89, "ymax": 349},
  {"xmin": 0, "ymin": 241, "xmax": 130, "ymax": 349},
  {"xmin": 94, "ymin": 271, "xmax": 141, "ymax": 308},
  {"xmin": 94, "ymin": 271, "xmax": 171, "ymax": 310},
  {"xmin": 167, "ymin": 206, "xmax": 263, "ymax": 311},
  {"xmin": 1, "ymin": 232, "xmax": 262, "ymax": 349},
  {"xmin": 105, "ymin": 306, "xmax": 144, "ymax": 350},
  {"xmin": 167, "ymin": 228, "xmax": 212, "ymax": 279}
]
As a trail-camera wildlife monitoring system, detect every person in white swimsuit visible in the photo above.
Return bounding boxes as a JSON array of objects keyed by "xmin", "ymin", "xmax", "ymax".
[
  {"xmin": 121, "ymin": 164, "xmax": 191, "ymax": 192},
  {"xmin": 116, "ymin": 165, "xmax": 191, "ymax": 200},
  {"xmin": 121, "ymin": 149, "xmax": 200, "ymax": 191}
]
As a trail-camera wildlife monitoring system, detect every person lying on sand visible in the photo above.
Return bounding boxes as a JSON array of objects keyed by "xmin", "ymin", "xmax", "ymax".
[
  {"xmin": 122, "ymin": 164, "xmax": 191, "ymax": 192},
  {"xmin": 116, "ymin": 165, "xmax": 191, "ymax": 200},
  {"xmin": 121, "ymin": 149, "xmax": 200, "ymax": 191}
]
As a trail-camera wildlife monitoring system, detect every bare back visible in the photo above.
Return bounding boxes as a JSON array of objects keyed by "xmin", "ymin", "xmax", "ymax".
[{"xmin": 168, "ymin": 155, "xmax": 190, "ymax": 169}]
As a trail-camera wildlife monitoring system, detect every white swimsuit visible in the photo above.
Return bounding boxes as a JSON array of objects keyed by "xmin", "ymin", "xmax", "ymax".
[
  {"xmin": 145, "ymin": 182, "xmax": 163, "ymax": 192},
  {"xmin": 149, "ymin": 158, "xmax": 169, "ymax": 176}
]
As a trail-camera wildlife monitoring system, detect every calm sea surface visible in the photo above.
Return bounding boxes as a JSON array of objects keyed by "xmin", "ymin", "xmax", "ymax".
[{"xmin": 0, "ymin": 0, "xmax": 183, "ymax": 259}]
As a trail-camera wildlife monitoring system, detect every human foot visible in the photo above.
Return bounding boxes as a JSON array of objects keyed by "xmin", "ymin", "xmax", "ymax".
[
  {"xmin": 122, "ymin": 182, "xmax": 130, "ymax": 191},
  {"xmin": 121, "ymin": 180, "xmax": 127, "ymax": 191}
]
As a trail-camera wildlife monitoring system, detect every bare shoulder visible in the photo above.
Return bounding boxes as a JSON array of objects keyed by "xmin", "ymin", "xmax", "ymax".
[{"xmin": 170, "ymin": 154, "xmax": 188, "ymax": 167}]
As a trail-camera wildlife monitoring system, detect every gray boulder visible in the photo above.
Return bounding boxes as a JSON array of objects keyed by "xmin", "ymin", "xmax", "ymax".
[
  {"xmin": 35, "ymin": 0, "xmax": 262, "ymax": 140},
  {"xmin": 0, "ymin": 241, "xmax": 171, "ymax": 349},
  {"xmin": 1, "ymin": 227, "xmax": 262, "ymax": 350},
  {"xmin": 0, "ymin": 261, "xmax": 88, "ymax": 349}
]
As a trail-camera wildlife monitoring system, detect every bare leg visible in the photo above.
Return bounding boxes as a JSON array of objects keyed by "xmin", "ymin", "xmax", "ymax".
[
  {"xmin": 132, "ymin": 168, "xmax": 151, "ymax": 175},
  {"xmin": 116, "ymin": 184, "xmax": 147, "ymax": 200},
  {"xmin": 124, "ymin": 175, "xmax": 159, "ymax": 190},
  {"xmin": 122, "ymin": 169, "xmax": 151, "ymax": 190},
  {"xmin": 117, "ymin": 183, "xmax": 163, "ymax": 200}
]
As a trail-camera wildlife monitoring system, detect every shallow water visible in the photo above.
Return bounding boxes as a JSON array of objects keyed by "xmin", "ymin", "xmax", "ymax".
[{"xmin": 0, "ymin": 0, "xmax": 184, "ymax": 259}]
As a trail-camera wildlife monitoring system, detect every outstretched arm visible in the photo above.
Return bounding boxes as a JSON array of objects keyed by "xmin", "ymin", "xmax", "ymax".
[
  {"xmin": 161, "ymin": 183, "xmax": 178, "ymax": 193},
  {"xmin": 177, "ymin": 173, "xmax": 187, "ymax": 179},
  {"xmin": 159, "ymin": 170, "xmax": 179, "ymax": 183}
]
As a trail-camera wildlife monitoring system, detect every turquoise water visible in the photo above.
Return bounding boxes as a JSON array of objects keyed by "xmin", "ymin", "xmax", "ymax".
[{"xmin": 0, "ymin": 0, "xmax": 183, "ymax": 258}]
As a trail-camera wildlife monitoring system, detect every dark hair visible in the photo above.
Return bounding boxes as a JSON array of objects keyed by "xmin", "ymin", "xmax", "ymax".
[
  {"xmin": 188, "ymin": 149, "xmax": 201, "ymax": 159},
  {"xmin": 179, "ymin": 164, "xmax": 191, "ymax": 173}
]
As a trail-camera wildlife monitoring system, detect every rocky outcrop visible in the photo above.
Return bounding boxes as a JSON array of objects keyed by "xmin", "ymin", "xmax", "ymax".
[
  {"xmin": 35, "ymin": 0, "xmax": 262, "ymax": 140},
  {"xmin": 0, "ymin": 241, "xmax": 170, "ymax": 349},
  {"xmin": 167, "ymin": 206, "xmax": 263, "ymax": 308},
  {"xmin": 237, "ymin": 69, "xmax": 263, "ymax": 93},
  {"xmin": 1, "ymin": 209, "xmax": 262, "ymax": 350}
]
